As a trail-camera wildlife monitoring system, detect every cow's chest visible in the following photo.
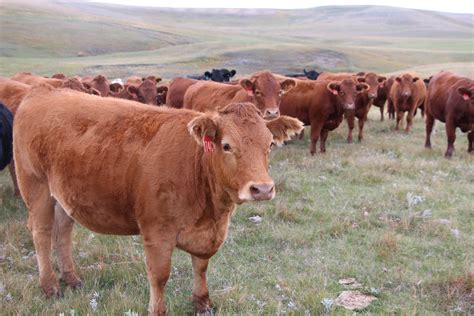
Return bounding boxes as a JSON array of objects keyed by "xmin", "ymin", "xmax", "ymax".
[{"xmin": 176, "ymin": 209, "xmax": 233, "ymax": 259}]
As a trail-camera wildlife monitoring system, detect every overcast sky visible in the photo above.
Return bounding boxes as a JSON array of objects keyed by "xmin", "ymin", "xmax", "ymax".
[{"xmin": 93, "ymin": 0, "xmax": 474, "ymax": 14}]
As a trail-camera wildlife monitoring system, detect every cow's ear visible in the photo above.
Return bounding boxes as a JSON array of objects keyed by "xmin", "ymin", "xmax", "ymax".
[
  {"xmin": 356, "ymin": 77, "xmax": 366, "ymax": 83},
  {"xmin": 457, "ymin": 87, "xmax": 472, "ymax": 100},
  {"xmin": 378, "ymin": 76, "xmax": 386, "ymax": 83},
  {"xmin": 327, "ymin": 81, "xmax": 340, "ymax": 95},
  {"xmin": 395, "ymin": 77, "xmax": 401, "ymax": 83},
  {"xmin": 266, "ymin": 116, "xmax": 304, "ymax": 146},
  {"xmin": 155, "ymin": 77, "xmax": 162, "ymax": 83},
  {"xmin": 90, "ymin": 87, "xmax": 101, "ymax": 96},
  {"xmin": 240, "ymin": 79, "xmax": 254, "ymax": 96},
  {"xmin": 127, "ymin": 85, "xmax": 139, "ymax": 97},
  {"xmin": 204, "ymin": 71, "xmax": 212, "ymax": 79},
  {"xmin": 230, "ymin": 70, "xmax": 236, "ymax": 77},
  {"xmin": 413, "ymin": 77, "xmax": 419, "ymax": 83},
  {"xmin": 187, "ymin": 113, "xmax": 218, "ymax": 146},
  {"xmin": 280, "ymin": 79, "xmax": 296, "ymax": 94},
  {"xmin": 356, "ymin": 83, "xmax": 370, "ymax": 93}
]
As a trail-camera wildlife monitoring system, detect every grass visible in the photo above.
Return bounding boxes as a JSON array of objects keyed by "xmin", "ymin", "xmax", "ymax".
[{"xmin": 1, "ymin": 108, "xmax": 473, "ymax": 315}]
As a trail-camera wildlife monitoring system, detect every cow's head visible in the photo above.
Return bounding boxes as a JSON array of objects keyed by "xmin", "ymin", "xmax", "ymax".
[
  {"xmin": 142, "ymin": 76, "xmax": 161, "ymax": 84},
  {"xmin": 62, "ymin": 78, "xmax": 87, "ymax": 92},
  {"xmin": 327, "ymin": 79, "xmax": 369, "ymax": 110},
  {"xmin": 156, "ymin": 86, "xmax": 168, "ymax": 105},
  {"xmin": 84, "ymin": 74, "xmax": 110, "ymax": 97},
  {"xmin": 423, "ymin": 76, "xmax": 432, "ymax": 88},
  {"xmin": 128, "ymin": 79, "xmax": 158, "ymax": 105},
  {"xmin": 52, "ymin": 73, "xmax": 66, "ymax": 80},
  {"xmin": 204, "ymin": 69, "xmax": 237, "ymax": 82},
  {"xmin": 395, "ymin": 74, "xmax": 419, "ymax": 98},
  {"xmin": 303, "ymin": 69, "xmax": 320, "ymax": 80},
  {"xmin": 188, "ymin": 102, "xmax": 303, "ymax": 204},
  {"xmin": 356, "ymin": 72, "xmax": 386, "ymax": 99},
  {"xmin": 239, "ymin": 71, "xmax": 296, "ymax": 120}
]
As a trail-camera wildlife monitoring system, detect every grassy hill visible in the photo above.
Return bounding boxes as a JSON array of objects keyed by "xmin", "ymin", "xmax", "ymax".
[{"xmin": 0, "ymin": 0, "xmax": 473, "ymax": 78}]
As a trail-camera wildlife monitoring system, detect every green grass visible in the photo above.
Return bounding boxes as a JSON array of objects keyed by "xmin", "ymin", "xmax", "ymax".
[{"xmin": 1, "ymin": 108, "xmax": 473, "ymax": 315}]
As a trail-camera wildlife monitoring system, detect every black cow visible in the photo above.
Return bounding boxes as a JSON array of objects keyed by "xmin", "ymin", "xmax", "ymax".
[
  {"xmin": 0, "ymin": 102, "xmax": 13, "ymax": 170},
  {"xmin": 188, "ymin": 68, "xmax": 237, "ymax": 82},
  {"xmin": 285, "ymin": 69, "xmax": 320, "ymax": 80}
]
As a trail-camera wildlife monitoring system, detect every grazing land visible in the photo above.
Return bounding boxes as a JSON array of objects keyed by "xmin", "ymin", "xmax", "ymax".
[
  {"xmin": 1, "ymin": 110, "xmax": 473, "ymax": 314},
  {"xmin": 0, "ymin": 0, "xmax": 473, "ymax": 314}
]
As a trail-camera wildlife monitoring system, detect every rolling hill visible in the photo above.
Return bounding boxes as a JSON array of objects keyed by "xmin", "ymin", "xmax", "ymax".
[{"xmin": 0, "ymin": 0, "xmax": 473, "ymax": 78}]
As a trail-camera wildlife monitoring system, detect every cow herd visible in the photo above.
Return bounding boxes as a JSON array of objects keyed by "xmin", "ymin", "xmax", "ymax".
[{"xmin": 0, "ymin": 67, "xmax": 472, "ymax": 316}]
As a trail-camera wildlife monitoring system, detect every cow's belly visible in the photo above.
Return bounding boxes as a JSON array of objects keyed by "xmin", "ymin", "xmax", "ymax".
[{"xmin": 53, "ymin": 192, "xmax": 140, "ymax": 235}]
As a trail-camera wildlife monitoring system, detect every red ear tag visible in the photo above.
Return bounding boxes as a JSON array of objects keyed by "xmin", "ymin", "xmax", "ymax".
[
  {"xmin": 379, "ymin": 83, "xmax": 384, "ymax": 88},
  {"xmin": 203, "ymin": 135, "xmax": 214, "ymax": 153},
  {"xmin": 463, "ymin": 94, "xmax": 470, "ymax": 100},
  {"xmin": 246, "ymin": 89, "xmax": 254, "ymax": 97},
  {"xmin": 332, "ymin": 90, "xmax": 338, "ymax": 95}
]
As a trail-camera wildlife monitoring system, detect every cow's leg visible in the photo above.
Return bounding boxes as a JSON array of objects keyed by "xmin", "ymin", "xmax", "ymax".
[
  {"xmin": 320, "ymin": 129, "xmax": 329, "ymax": 153},
  {"xmin": 445, "ymin": 118, "xmax": 456, "ymax": 158},
  {"xmin": 23, "ymin": 179, "xmax": 59, "ymax": 297},
  {"xmin": 424, "ymin": 111, "xmax": 435, "ymax": 148},
  {"xmin": 395, "ymin": 111, "xmax": 403, "ymax": 130},
  {"xmin": 388, "ymin": 99, "xmax": 394, "ymax": 119},
  {"xmin": 53, "ymin": 204, "xmax": 82, "ymax": 289},
  {"xmin": 298, "ymin": 128, "xmax": 305, "ymax": 140},
  {"xmin": 309, "ymin": 121, "xmax": 323, "ymax": 155},
  {"xmin": 192, "ymin": 255, "xmax": 213, "ymax": 314},
  {"xmin": 468, "ymin": 131, "xmax": 474, "ymax": 154},
  {"xmin": 346, "ymin": 112, "xmax": 355, "ymax": 143},
  {"xmin": 358, "ymin": 116, "xmax": 366, "ymax": 142},
  {"xmin": 380, "ymin": 104, "xmax": 384, "ymax": 121},
  {"xmin": 8, "ymin": 161, "xmax": 20, "ymax": 197},
  {"xmin": 143, "ymin": 237, "xmax": 174, "ymax": 316},
  {"xmin": 405, "ymin": 109, "xmax": 415, "ymax": 133}
]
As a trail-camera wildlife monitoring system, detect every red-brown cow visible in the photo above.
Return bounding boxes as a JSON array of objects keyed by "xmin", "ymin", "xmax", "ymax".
[
  {"xmin": 11, "ymin": 72, "xmax": 63, "ymax": 88},
  {"xmin": 389, "ymin": 72, "xmax": 426, "ymax": 132},
  {"xmin": 81, "ymin": 74, "xmax": 111, "ymax": 97},
  {"xmin": 425, "ymin": 71, "xmax": 474, "ymax": 157},
  {"xmin": 13, "ymin": 84, "xmax": 303, "ymax": 315},
  {"xmin": 373, "ymin": 76, "xmax": 395, "ymax": 121},
  {"xmin": 184, "ymin": 71, "xmax": 296, "ymax": 119},
  {"xmin": 166, "ymin": 77, "xmax": 198, "ymax": 108},
  {"xmin": 280, "ymin": 77, "xmax": 369, "ymax": 154}
]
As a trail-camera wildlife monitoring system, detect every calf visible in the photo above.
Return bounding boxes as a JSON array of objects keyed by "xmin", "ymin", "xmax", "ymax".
[
  {"xmin": 373, "ymin": 76, "xmax": 395, "ymax": 121},
  {"xmin": 14, "ymin": 85, "xmax": 303, "ymax": 315},
  {"xmin": 184, "ymin": 71, "xmax": 296, "ymax": 120},
  {"xmin": 389, "ymin": 73, "xmax": 426, "ymax": 132},
  {"xmin": 425, "ymin": 71, "xmax": 474, "ymax": 157},
  {"xmin": 280, "ymin": 77, "xmax": 369, "ymax": 154}
]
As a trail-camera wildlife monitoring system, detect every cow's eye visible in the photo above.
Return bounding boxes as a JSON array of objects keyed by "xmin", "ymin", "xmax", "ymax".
[
  {"xmin": 255, "ymin": 90, "xmax": 261, "ymax": 96},
  {"xmin": 223, "ymin": 143, "xmax": 232, "ymax": 152},
  {"xmin": 339, "ymin": 91, "xmax": 345, "ymax": 96}
]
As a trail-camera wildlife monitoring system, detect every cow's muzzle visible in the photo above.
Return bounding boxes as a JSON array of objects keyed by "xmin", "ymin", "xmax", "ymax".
[
  {"xmin": 344, "ymin": 103, "xmax": 355, "ymax": 110},
  {"xmin": 263, "ymin": 108, "xmax": 280, "ymax": 120},
  {"xmin": 239, "ymin": 181, "xmax": 275, "ymax": 201},
  {"xmin": 368, "ymin": 93, "xmax": 377, "ymax": 99}
]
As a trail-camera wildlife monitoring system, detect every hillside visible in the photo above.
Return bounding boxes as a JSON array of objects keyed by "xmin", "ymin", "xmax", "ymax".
[{"xmin": 0, "ymin": 0, "xmax": 473, "ymax": 78}]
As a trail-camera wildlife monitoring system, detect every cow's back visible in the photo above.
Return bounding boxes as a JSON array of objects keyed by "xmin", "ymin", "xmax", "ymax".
[
  {"xmin": 0, "ymin": 80, "xmax": 31, "ymax": 115},
  {"xmin": 166, "ymin": 77, "xmax": 198, "ymax": 108},
  {"xmin": 183, "ymin": 80, "xmax": 244, "ymax": 112},
  {"xmin": 318, "ymin": 72, "xmax": 354, "ymax": 81}
]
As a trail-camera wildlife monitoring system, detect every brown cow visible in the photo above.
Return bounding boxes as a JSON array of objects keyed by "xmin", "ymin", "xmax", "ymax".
[
  {"xmin": 280, "ymin": 77, "xmax": 369, "ymax": 154},
  {"xmin": 81, "ymin": 74, "xmax": 111, "ymax": 97},
  {"xmin": 184, "ymin": 71, "xmax": 296, "ymax": 119},
  {"xmin": 62, "ymin": 78, "xmax": 101, "ymax": 95},
  {"xmin": 424, "ymin": 71, "xmax": 474, "ymax": 157},
  {"xmin": 373, "ymin": 76, "xmax": 395, "ymax": 121},
  {"xmin": 0, "ymin": 79, "xmax": 31, "ymax": 197},
  {"xmin": 13, "ymin": 85, "xmax": 303, "ymax": 315},
  {"xmin": 389, "ymin": 72, "xmax": 426, "ymax": 132},
  {"xmin": 11, "ymin": 72, "xmax": 63, "ymax": 88},
  {"xmin": 166, "ymin": 77, "xmax": 198, "ymax": 108},
  {"xmin": 126, "ymin": 75, "xmax": 161, "ymax": 86},
  {"xmin": 112, "ymin": 79, "xmax": 160, "ymax": 105},
  {"xmin": 316, "ymin": 72, "xmax": 384, "ymax": 143}
]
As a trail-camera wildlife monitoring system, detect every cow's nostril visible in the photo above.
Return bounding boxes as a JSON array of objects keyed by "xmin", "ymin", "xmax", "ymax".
[{"xmin": 250, "ymin": 185, "xmax": 260, "ymax": 195}]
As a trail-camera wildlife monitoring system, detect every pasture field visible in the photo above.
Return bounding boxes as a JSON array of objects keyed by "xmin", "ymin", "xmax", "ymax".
[{"xmin": 1, "ymin": 109, "xmax": 473, "ymax": 315}]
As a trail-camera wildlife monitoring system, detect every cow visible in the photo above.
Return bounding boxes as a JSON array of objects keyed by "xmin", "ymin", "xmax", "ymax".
[
  {"xmin": 373, "ymin": 76, "xmax": 395, "ymax": 121},
  {"xmin": 13, "ymin": 84, "xmax": 303, "ymax": 315},
  {"xmin": 166, "ymin": 77, "xmax": 198, "ymax": 108},
  {"xmin": 11, "ymin": 72, "xmax": 63, "ymax": 88},
  {"xmin": 184, "ymin": 71, "xmax": 296, "ymax": 120},
  {"xmin": 285, "ymin": 69, "xmax": 320, "ymax": 80},
  {"xmin": 316, "ymin": 72, "xmax": 385, "ymax": 143},
  {"xmin": 0, "ymin": 102, "xmax": 13, "ymax": 171},
  {"xmin": 318, "ymin": 72, "xmax": 356, "ymax": 81},
  {"xmin": 424, "ymin": 71, "xmax": 474, "ymax": 158},
  {"xmin": 389, "ymin": 72, "xmax": 427, "ymax": 132},
  {"xmin": 126, "ymin": 76, "xmax": 162, "ymax": 86},
  {"xmin": 188, "ymin": 68, "xmax": 236, "ymax": 82},
  {"xmin": 0, "ymin": 79, "xmax": 30, "ymax": 196},
  {"xmin": 52, "ymin": 73, "xmax": 67, "ymax": 80},
  {"xmin": 62, "ymin": 78, "xmax": 101, "ymax": 95},
  {"xmin": 156, "ymin": 85, "xmax": 168, "ymax": 105},
  {"xmin": 110, "ymin": 79, "xmax": 124, "ymax": 93},
  {"xmin": 81, "ymin": 74, "xmax": 111, "ymax": 97},
  {"xmin": 279, "ymin": 77, "xmax": 369, "ymax": 154}
]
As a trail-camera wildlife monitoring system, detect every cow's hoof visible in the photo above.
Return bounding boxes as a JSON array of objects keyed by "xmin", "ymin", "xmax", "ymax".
[
  {"xmin": 61, "ymin": 273, "xmax": 83, "ymax": 289},
  {"xmin": 42, "ymin": 283, "xmax": 62, "ymax": 298},
  {"xmin": 193, "ymin": 295, "xmax": 213, "ymax": 316}
]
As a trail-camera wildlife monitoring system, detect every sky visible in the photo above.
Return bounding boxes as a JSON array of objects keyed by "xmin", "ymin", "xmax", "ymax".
[{"xmin": 92, "ymin": 0, "xmax": 474, "ymax": 14}]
